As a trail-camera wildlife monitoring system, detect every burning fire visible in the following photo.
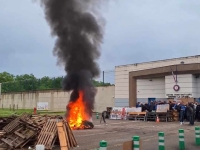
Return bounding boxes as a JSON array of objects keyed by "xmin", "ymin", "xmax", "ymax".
[{"xmin": 67, "ymin": 91, "xmax": 90, "ymax": 129}]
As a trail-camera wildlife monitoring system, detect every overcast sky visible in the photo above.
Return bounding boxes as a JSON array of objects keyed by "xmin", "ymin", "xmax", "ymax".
[{"xmin": 1, "ymin": 0, "xmax": 200, "ymax": 83}]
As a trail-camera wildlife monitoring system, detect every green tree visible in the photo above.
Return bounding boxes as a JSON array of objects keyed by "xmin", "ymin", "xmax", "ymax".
[
  {"xmin": 93, "ymin": 80, "xmax": 112, "ymax": 86},
  {"xmin": 0, "ymin": 72, "xmax": 112, "ymax": 92},
  {"xmin": 15, "ymin": 74, "xmax": 36, "ymax": 81},
  {"xmin": 39, "ymin": 76, "xmax": 52, "ymax": 90},
  {"xmin": 14, "ymin": 74, "xmax": 38, "ymax": 91},
  {"xmin": 0, "ymin": 72, "xmax": 15, "ymax": 83},
  {"xmin": 0, "ymin": 72, "xmax": 15, "ymax": 92}
]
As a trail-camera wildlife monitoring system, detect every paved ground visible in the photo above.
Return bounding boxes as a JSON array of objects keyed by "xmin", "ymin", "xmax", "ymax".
[{"xmin": 61, "ymin": 115, "xmax": 200, "ymax": 150}]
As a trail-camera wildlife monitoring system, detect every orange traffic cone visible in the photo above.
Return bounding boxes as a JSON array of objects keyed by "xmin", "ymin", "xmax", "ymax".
[{"xmin": 156, "ymin": 116, "xmax": 160, "ymax": 123}]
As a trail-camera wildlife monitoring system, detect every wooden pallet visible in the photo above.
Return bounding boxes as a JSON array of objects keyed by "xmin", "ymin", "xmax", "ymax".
[
  {"xmin": 1, "ymin": 126, "xmax": 37, "ymax": 149},
  {"xmin": 128, "ymin": 112, "xmax": 147, "ymax": 121},
  {"xmin": 20, "ymin": 115, "xmax": 47, "ymax": 129},
  {"xmin": 36, "ymin": 119, "xmax": 58, "ymax": 149},
  {"xmin": 3, "ymin": 114, "xmax": 29, "ymax": 133}
]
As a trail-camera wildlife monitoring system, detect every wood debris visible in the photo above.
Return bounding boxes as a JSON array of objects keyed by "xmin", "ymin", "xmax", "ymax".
[{"xmin": 0, "ymin": 113, "xmax": 78, "ymax": 149}]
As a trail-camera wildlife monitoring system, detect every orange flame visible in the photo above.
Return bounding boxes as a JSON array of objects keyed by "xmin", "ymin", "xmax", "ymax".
[{"xmin": 67, "ymin": 91, "xmax": 90, "ymax": 129}]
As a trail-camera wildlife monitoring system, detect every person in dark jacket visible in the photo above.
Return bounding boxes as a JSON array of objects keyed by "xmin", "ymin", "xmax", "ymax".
[
  {"xmin": 196, "ymin": 104, "xmax": 200, "ymax": 122},
  {"xmin": 187, "ymin": 103, "xmax": 195, "ymax": 125},
  {"xmin": 100, "ymin": 111, "xmax": 107, "ymax": 124},
  {"xmin": 169, "ymin": 101, "xmax": 175, "ymax": 110},
  {"xmin": 144, "ymin": 103, "xmax": 150, "ymax": 112},
  {"xmin": 136, "ymin": 102, "xmax": 141, "ymax": 108},
  {"xmin": 149, "ymin": 101, "xmax": 154, "ymax": 112},
  {"xmin": 178, "ymin": 102, "xmax": 186, "ymax": 125}
]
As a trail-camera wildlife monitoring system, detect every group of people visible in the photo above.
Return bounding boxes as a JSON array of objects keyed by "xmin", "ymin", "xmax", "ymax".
[
  {"xmin": 172, "ymin": 101, "xmax": 200, "ymax": 125},
  {"xmin": 136, "ymin": 100, "xmax": 200, "ymax": 125},
  {"xmin": 136, "ymin": 100, "xmax": 168, "ymax": 112}
]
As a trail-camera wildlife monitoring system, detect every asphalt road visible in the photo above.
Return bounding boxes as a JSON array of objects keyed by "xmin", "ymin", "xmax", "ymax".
[{"xmin": 64, "ymin": 116, "xmax": 200, "ymax": 150}]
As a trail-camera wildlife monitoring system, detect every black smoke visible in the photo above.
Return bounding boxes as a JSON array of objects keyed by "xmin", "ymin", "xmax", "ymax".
[{"xmin": 40, "ymin": 0, "xmax": 104, "ymax": 118}]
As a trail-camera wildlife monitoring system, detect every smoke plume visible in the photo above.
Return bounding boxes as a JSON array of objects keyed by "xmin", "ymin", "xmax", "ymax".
[{"xmin": 40, "ymin": 0, "xmax": 104, "ymax": 118}]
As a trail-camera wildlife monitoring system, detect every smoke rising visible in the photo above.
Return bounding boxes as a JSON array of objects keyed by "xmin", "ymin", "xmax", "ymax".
[{"xmin": 40, "ymin": 0, "xmax": 104, "ymax": 118}]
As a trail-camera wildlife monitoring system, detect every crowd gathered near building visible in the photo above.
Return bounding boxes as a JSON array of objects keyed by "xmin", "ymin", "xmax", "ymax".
[{"xmin": 136, "ymin": 100, "xmax": 200, "ymax": 125}]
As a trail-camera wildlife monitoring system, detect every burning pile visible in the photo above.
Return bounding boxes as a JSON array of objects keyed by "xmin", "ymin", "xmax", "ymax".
[
  {"xmin": 41, "ymin": 0, "xmax": 105, "ymax": 129},
  {"xmin": 67, "ymin": 91, "xmax": 94, "ymax": 129}
]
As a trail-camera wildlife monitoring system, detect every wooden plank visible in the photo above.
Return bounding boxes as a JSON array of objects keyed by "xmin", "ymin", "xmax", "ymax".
[
  {"xmin": 57, "ymin": 122, "xmax": 68, "ymax": 150},
  {"xmin": 14, "ymin": 131, "xmax": 26, "ymax": 139},
  {"xmin": 63, "ymin": 122, "xmax": 70, "ymax": 148},
  {"xmin": 123, "ymin": 140, "xmax": 142, "ymax": 150},
  {"xmin": 123, "ymin": 141, "xmax": 132, "ymax": 150},
  {"xmin": 64, "ymin": 120, "xmax": 77, "ymax": 147},
  {"xmin": 64, "ymin": 122, "xmax": 73, "ymax": 147}
]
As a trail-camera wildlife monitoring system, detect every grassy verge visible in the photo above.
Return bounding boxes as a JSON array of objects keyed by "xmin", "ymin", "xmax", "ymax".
[{"xmin": 0, "ymin": 109, "xmax": 65, "ymax": 117}]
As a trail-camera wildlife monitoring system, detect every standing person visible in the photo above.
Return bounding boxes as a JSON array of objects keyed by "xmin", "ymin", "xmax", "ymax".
[
  {"xmin": 178, "ymin": 101, "xmax": 186, "ymax": 125},
  {"xmin": 196, "ymin": 103, "xmax": 200, "ymax": 122},
  {"xmin": 187, "ymin": 103, "xmax": 195, "ymax": 125},
  {"xmin": 149, "ymin": 101, "xmax": 154, "ymax": 112},
  {"xmin": 136, "ymin": 102, "xmax": 141, "ymax": 108},
  {"xmin": 100, "ymin": 110, "xmax": 107, "ymax": 124}
]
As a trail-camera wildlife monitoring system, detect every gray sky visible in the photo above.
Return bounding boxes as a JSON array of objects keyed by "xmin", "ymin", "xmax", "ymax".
[{"xmin": 1, "ymin": 0, "xmax": 200, "ymax": 83}]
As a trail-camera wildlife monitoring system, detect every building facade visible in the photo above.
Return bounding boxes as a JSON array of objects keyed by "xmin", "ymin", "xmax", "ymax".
[{"xmin": 115, "ymin": 55, "xmax": 200, "ymax": 107}]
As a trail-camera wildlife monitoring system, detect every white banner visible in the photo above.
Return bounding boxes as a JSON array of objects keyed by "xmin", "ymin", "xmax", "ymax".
[
  {"xmin": 110, "ymin": 107, "xmax": 123, "ymax": 119},
  {"xmin": 156, "ymin": 104, "xmax": 169, "ymax": 112},
  {"xmin": 110, "ymin": 107, "xmax": 142, "ymax": 120},
  {"xmin": 126, "ymin": 107, "xmax": 141, "ymax": 113},
  {"xmin": 37, "ymin": 102, "xmax": 49, "ymax": 110}
]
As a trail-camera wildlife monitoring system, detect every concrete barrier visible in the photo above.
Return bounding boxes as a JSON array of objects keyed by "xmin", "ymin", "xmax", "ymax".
[
  {"xmin": 98, "ymin": 126, "xmax": 200, "ymax": 150},
  {"xmin": 195, "ymin": 126, "xmax": 200, "ymax": 145},
  {"xmin": 179, "ymin": 129, "xmax": 185, "ymax": 150},
  {"xmin": 99, "ymin": 140, "xmax": 107, "ymax": 150},
  {"xmin": 158, "ymin": 132, "xmax": 165, "ymax": 150}
]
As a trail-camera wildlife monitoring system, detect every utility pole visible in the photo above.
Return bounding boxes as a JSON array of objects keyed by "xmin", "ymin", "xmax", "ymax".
[{"xmin": 102, "ymin": 71, "xmax": 104, "ymax": 84}]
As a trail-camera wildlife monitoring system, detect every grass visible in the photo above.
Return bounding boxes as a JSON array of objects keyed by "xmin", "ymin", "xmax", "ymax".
[{"xmin": 0, "ymin": 108, "xmax": 65, "ymax": 117}]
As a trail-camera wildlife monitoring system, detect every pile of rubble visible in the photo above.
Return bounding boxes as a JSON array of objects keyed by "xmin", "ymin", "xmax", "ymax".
[{"xmin": 0, "ymin": 113, "xmax": 77, "ymax": 150}]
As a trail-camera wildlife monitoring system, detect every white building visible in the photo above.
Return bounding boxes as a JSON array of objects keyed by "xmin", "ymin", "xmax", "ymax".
[{"xmin": 115, "ymin": 55, "xmax": 200, "ymax": 107}]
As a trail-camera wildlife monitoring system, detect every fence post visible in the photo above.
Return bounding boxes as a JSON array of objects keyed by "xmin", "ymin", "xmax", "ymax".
[
  {"xmin": 195, "ymin": 126, "xmax": 200, "ymax": 145},
  {"xmin": 13, "ymin": 104, "xmax": 15, "ymax": 111},
  {"xmin": 179, "ymin": 129, "xmax": 185, "ymax": 150},
  {"xmin": 99, "ymin": 140, "xmax": 107, "ymax": 150},
  {"xmin": 158, "ymin": 132, "xmax": 165, "ymax": 150},
  {"xmin": 133, "ymin": 136, "xmax": 140, "ymax": 150}
]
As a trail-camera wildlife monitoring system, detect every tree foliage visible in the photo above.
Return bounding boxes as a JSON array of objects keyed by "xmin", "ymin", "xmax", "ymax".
[{"xmin": 0, "ymin": 72, "xmax": 112, "ymax": 93}]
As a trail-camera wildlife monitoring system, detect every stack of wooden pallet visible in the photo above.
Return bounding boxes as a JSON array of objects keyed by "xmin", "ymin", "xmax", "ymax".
[
  {"xmin": 36, "ymin": 119, "xmax": 77, "ymax": 150},
  {"xmin": 0, "ymin": 113, "xmax": 78, "ymax": 150}
]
